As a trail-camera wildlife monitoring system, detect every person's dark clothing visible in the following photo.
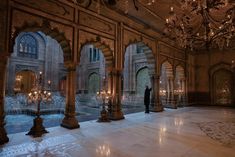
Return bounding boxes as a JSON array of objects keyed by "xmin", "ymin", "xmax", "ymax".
[{"xmin": 144, "ymin": 87, "xmax": 152, "ymax": 113}]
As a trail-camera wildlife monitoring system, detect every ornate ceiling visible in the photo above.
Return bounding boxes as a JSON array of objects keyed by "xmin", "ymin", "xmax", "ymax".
[{"xmin": 74, "ymin": 0, "xmax": 235, "ymax": 50}]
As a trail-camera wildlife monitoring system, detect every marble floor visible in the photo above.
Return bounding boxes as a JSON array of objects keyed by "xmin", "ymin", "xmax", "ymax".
[{"xmin": 1, "ymin": 106, "xmax": 235, "ymax": 157}]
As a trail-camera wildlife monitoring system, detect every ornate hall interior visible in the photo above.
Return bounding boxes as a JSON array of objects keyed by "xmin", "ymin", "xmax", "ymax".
[{"xmin": 0, "ymin": 0, "xmax": 235, "ymax": 156}]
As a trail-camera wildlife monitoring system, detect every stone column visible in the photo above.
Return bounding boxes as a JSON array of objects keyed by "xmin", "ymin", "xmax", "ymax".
[
  {"xmin": 181, "ymin": 78, "xmax": 186, "ymax": 106},
  {"xmin": 150, "ymin": 75, "xmax": 163, "ymax": 112},
  {"xmin": 61, "ymin": 64, "xmax": 80, "ymax": 129},
  {"xmin": 167, "ymin": 78, "xmax": 171, "ymax": 105},
  {"xmin": 170, "ymin": 77, "xmax": 177, "ymax": 109},
  {"xmin": 0, "ymin": 58, "xmax": 9, "ymax": 144},
  {"xmin": 150, "ymin": 75, "xmax": 155, "ymax": 107},
  {"xmin": 109, "ymin": 69, "xmax": 124, "ymax": 120}
]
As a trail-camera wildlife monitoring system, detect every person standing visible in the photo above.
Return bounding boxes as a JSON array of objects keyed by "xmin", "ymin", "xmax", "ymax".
[{"xmin": 144, "ymin": 85, "xmax": 152, "ymax": 113}]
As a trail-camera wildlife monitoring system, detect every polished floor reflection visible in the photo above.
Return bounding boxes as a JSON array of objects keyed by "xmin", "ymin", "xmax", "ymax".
[{"xmin": 1, "ymin": 107, "xmax": 235, "ymax": 157}]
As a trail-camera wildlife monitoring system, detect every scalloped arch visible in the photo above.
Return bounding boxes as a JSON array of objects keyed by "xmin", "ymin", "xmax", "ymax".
[
  {"xmin": 175, "ymin": 65, "xmax": 185, "ymax": 79},
  {"xmin": 124, "ymin": 41, "xmax": 156, "ymax": 74},
  {"xmin": 161, "ymin": 60, "xmax": 173, "ymax": 77},
  {"xmin": 10, "ymin": 21, "xmax": 72, "ymax": 63},
  {"xmin": 79, "ymin": 39, "xmax": 114, "ymax": 68}
]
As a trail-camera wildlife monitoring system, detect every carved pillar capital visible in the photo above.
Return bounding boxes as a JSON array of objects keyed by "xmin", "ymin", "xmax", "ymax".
[{"xmin": 65, "ymin": 62, "xmax": 76, "ymax": 72}]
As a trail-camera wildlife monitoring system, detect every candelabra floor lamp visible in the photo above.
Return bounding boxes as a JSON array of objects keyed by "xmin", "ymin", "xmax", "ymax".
[
  {"xmin": 26, "ymin": 71, "xmax": 52, "ymax": 137},
  {"xmin": 96, "ymin": 90, "xmax": 111, "ymax": 122}
]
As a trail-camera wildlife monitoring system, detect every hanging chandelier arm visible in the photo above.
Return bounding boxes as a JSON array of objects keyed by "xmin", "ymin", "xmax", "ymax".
[
  {"xmin": 133, "ymin": 0, "xmax": 139, "ymax": 11},
  {"xmin": 211, "ymin": 29, "xmax": 234, "ymax": 41}
]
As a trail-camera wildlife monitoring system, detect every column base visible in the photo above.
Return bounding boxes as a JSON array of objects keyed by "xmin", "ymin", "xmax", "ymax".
[
  {"xmin": 150, "ymin": 103, "xmax": 164, "ymax": 112},
  {"xmin": 109, "ymin": 110, "xmax": 125, "ymax": 121},
  {"xmin": 171, "ymin": 100, "xmax": 178, "ymax": 109},
  {"xmin": 164, "ymin": 99, "xmax": 177, "ymax": 109},
  {"xmin": 97, "ymin": 109, "xmax": 110, "ymax": 122},
  {"xmin": 26, "ymin": 116, "xmax": 48, "ymax": 138},
  {"xmin": 0, "ymin": 127, "xmax": 9, "ymax": 145},
  {"xmin": 61, "ymin": 116, "xmax": 80, "ymax": 129}
]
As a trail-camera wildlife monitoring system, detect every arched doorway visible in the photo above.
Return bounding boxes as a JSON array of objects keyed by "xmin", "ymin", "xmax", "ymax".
[
  {"xmin": 5, "ymin": 31, "xmax": 67, "ymax": 134},
  {"xmin": 14, "ymin": 70, "xmax": 36, "ymax": 94},
  {"xmin": 76, "ymin": 43, "xmax": 107, "ymax": 120},
  {"xmin": 88, "ymin": 73, "xmax": 100, "ymax": 94},
  {"xmin": 212, "ymin": 69, "xmax": 233, "ymax": 105},
  {"xmin": 160, "ymin": 61, "xmax": 174, "ymax": 108},
  {"xmin": 136, "ymin": 67, "xmax": 151, "ymax": 96},
  {"xmin": 122, "ymin": 42, "xmax": 155, "ymax": 114},
  {"xmin": 175, "ymin": 65, "xmax": 186, "ymax": 107}
]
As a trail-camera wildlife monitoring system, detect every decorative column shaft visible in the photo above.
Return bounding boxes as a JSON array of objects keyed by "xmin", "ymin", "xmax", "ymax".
[
  {"xmin": 150, "ymin": 75, "xmax": 155, "ymax": 106},
  {"xmin": 170, "ymin": 77, "xmax": 177, "ymax": 109},
  {"xmin": 166, "ymin": 77, "xmax": 177, "ymax": 109},
  {"xmin": 61, "ymin": 64, "xmax": 79, "ymax": 129},
  {"xmin": 150, "ymin": 75, "xmax": 163, "ymax": 112},
  {"xmin": 167, "ymin": 78, "xmax": 171, "ymax": 105},
  {"xmin": 0, "ymin": 58, "xmax": 9, "ymax": 145},
  {"xmin": 181, "ymin": 78, "xmax": 186, "ymax": 106},
  {"xmin": 109, "ymin": 69, "xmax": 124, "ymax": 120}
]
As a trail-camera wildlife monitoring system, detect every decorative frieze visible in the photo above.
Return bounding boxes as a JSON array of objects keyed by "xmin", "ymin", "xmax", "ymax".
[
  {"xmin": 13, "ymin": 0, "xmax": 75, "ymax": 21},
  {"xmin": 79, "ymin": 12, "xmax": 115, "ymax": 36},
  {"xmin": 15, "ymin": 64, "xmax": 39, "ymax": 73}
]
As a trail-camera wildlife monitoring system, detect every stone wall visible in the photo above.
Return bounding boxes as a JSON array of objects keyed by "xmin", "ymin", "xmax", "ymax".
[{"xmin": 190, "ymin": 48, "xmax": 235, "ymax": 106}]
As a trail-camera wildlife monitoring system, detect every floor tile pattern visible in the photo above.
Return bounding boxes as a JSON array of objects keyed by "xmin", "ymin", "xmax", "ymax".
[
  {"xmin": 198, "ymin": 121, "xmax": 235, "ymax": 147},
  {"xmin": 1, "ymin": 107, "xmax": 235, "ymax": 157}
]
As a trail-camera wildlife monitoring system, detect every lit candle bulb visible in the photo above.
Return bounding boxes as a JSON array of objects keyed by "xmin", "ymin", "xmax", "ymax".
[{"xmin": 166, "ymin": 18, "xmax": 169, "ymax": 23}]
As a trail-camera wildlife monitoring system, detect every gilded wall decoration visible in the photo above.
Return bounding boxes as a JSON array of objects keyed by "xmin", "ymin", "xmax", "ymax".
[
  {"xmin": 79, "ymin": 12, "xmax": 115, "ymax": 36},
  {"xmin": 13, "ymin": 0, "xmax": 74, "ymax": 21}
]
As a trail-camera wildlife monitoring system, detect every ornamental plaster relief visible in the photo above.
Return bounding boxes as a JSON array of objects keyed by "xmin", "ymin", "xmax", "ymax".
[
  {"xmin": 12, "ymin": 0, "xmax": 75, "ymax": 21},
  {"xmin": 79, "ymin": 11, "xmax": 115, "ymax": 36}
]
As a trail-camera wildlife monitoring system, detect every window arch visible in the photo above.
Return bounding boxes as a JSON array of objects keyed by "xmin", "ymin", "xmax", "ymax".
[{"xmin": 18, "ymin": 34, "xmax": 38, "ymax": 59}]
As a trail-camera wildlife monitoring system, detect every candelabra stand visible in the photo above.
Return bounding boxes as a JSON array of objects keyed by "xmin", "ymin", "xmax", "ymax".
[
  {"xmin": 26, "ymin": 71, "xmax": 52, "ymax": 137},
  {"xmin": 96, "ymin": 90, "xmax": 112, "ymax": 122},
  {"xmin": 174, "ymin": 89, "xmax": 184, "ymax": 107}
]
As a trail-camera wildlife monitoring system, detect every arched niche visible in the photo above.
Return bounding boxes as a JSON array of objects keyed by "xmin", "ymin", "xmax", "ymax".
[
  {"xmin": 209, "ymin": 62, "xmax": 234, "ymax": 106},
  {"xmin": 88, "ymin": 72, "xmax": 100, "ymax": 94},
  {"xmin": 136, "ymin": 67, "xmax": 151, "ymax": 96},
  {"xmin": 160, "ymin": 61, "xmax": 173, "ymax": 103}
]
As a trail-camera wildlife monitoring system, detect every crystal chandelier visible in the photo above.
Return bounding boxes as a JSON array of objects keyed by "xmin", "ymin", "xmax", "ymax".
[{"xmin": 164, "ymin": 0, "xmax": 235, "ymax": 51}]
